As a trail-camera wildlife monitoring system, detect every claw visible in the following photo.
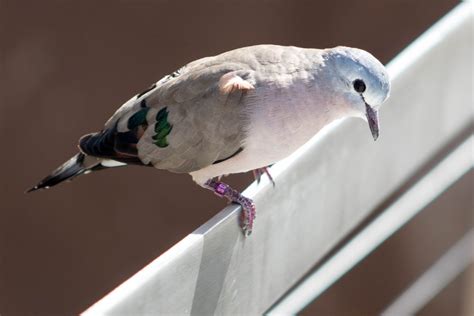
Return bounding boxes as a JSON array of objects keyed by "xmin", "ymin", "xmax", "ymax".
[
  {"xmin": 252, "ymin": 166, "xmax": 275, "ymax": 187},
  {"xmin": 252, "ymin": 169, "xmax": 260, "ymax": 183}
]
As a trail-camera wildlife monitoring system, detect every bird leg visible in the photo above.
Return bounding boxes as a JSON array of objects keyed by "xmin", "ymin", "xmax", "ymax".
[
  {"xmin": 252, "ymin": 166, "xmax": 275, "ymax": 187},
  {"xmin": 205, "ymin": 179, "xmax": 256, "ymax": 236}
]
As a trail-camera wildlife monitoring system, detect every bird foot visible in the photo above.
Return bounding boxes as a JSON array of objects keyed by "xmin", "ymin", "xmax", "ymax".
[
  {"xmin": 205, "ymin": 179, "xmax": 256, "ymax": 236},
  {"xmin": 252, "ymin": 166, "xmax": 275, "ymax": 187}
]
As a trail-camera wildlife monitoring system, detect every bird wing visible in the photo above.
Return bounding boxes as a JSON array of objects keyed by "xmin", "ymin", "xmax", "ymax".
[
  {"xmin": 81, "ymin": 52, "xmax": 257, "ymax": 173},
  {"xmin": 138, "ymin": 58, "xmax": 257, "ymax": 173}
]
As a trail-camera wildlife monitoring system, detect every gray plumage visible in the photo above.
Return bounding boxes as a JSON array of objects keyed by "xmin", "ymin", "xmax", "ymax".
[
  {"xmin": 108, "ymin": 45, "xmax": 329, "ymax": 174},
  {"xmin": 28, "ymin": 44, "xmax": 390, "ymax": 234}
]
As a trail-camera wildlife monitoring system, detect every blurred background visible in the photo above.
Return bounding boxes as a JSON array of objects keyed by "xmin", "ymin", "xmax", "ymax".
[{"xmin": 1, "ymin": 0, "xmax": 471, "ymax": 315}]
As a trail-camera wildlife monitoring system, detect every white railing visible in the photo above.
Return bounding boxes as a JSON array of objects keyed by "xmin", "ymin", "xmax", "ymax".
[{"xmin": 84, "ymin": 2, "xmax": 473, "ymax": 315}]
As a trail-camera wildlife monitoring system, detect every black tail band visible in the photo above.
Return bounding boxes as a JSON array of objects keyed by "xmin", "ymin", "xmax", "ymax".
[{"xmin": 26, "ymin": 153, "xmax": 88, "ymax": 193}]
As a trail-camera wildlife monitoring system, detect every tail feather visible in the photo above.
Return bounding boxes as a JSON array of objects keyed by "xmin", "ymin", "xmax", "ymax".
[
  {"xmin": 26, "ymin": 153, "xmax": 98, "ymax": 193},
  {"xmin": 78, "ymin": 128, "xmax": 145, "ymax": 165},
  {"xmin": 28, "ymin": 120, "xmax": 150, "ymax": 193}
]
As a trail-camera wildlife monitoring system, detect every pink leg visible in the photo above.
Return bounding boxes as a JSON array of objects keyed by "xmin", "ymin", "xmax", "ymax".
[
  {"xmin": 205, "ymin": 179, "xmax": 256, "ymax": 236},
  {"xmin": 252, "ymin": 166, "xmax": 275, "ymax": 187}
]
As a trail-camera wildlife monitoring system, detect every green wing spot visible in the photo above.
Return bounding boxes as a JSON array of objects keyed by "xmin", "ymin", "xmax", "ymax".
[
  {"xmin": 156, "ymin": 107, "xmax": 168, "ymax": 122},
  {"xmin": 154, "ymin": 118, "xmax": 170, "ymax": 133},
  {"xmin": 127, "ymin": 107, "xmax": 149, "ymax": 130},
  {"xmin": 154, "ymin": 137, "xmax": 169, "ymax": 148},
  {"xmin": 153, "ymin": 107, "xmax": 173, "ymax": 148},
  {"xmin": 153, "ymin": 123, "xmax": 173, "ymax": 140}
]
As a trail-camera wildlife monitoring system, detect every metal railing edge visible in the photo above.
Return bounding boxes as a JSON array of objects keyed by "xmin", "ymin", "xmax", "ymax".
[{"xmin": 267, "ymin": 135, "xmax": 473, "ymax": 314}]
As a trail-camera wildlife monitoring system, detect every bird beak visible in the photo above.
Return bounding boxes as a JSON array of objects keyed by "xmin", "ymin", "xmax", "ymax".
[{"xmin": 365, "ymin": 102, "xmax": 379, "ymax": 141}]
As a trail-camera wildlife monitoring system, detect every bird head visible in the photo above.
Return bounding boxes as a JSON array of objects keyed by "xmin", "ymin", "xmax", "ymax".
[{"xmin": 322, "ymin": 46, "xmax": 391, "ymax": 140}]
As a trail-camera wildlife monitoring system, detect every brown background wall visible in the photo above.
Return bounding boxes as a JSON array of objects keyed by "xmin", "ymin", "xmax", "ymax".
[{"xmin": 0, "ymin": 1, "xmax": 461, "ymax": 315}]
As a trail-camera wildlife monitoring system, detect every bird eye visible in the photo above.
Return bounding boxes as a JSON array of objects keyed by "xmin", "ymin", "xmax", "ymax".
[{"xmin": 353, "ymin": 79, "xmax": 366, "ymax": 93}]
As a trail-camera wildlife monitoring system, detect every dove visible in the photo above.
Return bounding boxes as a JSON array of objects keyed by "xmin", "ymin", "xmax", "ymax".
[{"xmin": 27, "ymin": 44, "xmax": 390, "ymax": 235}]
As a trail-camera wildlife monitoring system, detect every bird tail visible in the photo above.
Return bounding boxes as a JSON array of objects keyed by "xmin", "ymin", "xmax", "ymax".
[{"xmin": 26, "ymin": 153, "xmax": 105, "ymax": 193}]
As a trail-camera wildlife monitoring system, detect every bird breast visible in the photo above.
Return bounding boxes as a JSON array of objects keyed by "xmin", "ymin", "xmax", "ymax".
[
  {"xmin": 242, "ymin": 80, "xmax": 336, "ymax": 167},
  {"xmin": 190, "ymin": 72, "xmax": 343, "ymax": 184}
]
